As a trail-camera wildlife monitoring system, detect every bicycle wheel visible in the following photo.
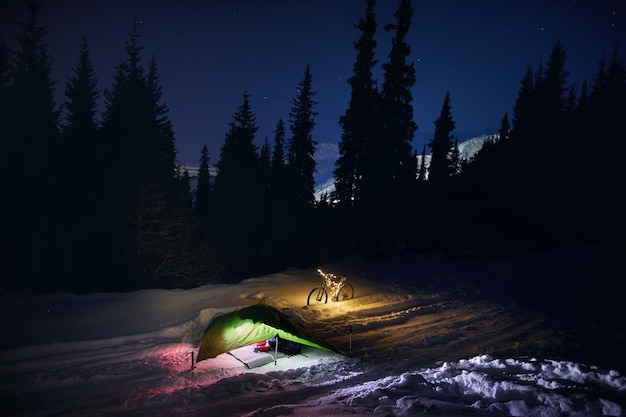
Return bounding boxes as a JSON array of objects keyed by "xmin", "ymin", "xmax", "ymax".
[
  {"xmin": 336, "ymin": 283, "xmax": 354, "ymax": 301},
  {"xmin": 307, "ymin": 287, "xmax": 328, "ymax": 305}
]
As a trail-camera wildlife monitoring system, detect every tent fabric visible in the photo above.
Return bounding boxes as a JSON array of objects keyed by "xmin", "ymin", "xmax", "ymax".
[{"xmin": 197, "ymin": 301, "xmax": 341, "ymax": 362}]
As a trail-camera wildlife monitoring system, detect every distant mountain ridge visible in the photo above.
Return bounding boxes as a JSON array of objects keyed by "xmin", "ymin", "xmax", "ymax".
[
  {"xmin": 314, "ymin": 133, "xmax": 497, "ymax": 198},
  {"xmin": 181, "ymin": 133, "xmax": 497, "ymax": 200}
]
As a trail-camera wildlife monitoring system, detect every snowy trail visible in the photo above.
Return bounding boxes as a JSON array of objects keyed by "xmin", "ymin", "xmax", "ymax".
[{"xmin": 2, "ymin": 252, "xmax": 625, "ymax": 416}]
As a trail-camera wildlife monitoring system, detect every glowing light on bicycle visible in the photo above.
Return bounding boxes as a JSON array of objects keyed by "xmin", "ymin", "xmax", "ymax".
[{"xmin": 307, "ymin": 268, "xmax": 354, "ymax": 305}]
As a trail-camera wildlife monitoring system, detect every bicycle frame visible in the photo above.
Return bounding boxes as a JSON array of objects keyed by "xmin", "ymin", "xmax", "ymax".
[{"xmin": 317, "ymin": 268, "xmax": 346, "ymax": 301}]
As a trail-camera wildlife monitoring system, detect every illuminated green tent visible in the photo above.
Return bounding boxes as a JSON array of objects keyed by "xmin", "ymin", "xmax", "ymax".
[{"xmin": 197, "ymin": 301, "xmax": 342, "ymax": 362}]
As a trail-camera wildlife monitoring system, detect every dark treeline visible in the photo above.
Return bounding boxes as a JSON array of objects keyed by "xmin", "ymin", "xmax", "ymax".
[{"xmin": 1, "ymin": 1, "xmax": 624, "ymax": 293}]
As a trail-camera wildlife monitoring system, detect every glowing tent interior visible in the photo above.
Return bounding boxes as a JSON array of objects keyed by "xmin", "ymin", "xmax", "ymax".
[{"xmin": 196, "ymin": 300, "xmax": 342, "ymax": 362}]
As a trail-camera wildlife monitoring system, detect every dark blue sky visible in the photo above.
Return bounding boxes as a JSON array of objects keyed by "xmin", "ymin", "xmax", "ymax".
[{"xmin": 2, "ymin": 0, "xmax": 624, "ymax": 165}]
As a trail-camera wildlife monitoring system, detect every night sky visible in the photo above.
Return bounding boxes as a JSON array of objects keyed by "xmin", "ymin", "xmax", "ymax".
[{"xmin": 1, "ymin": 0, "xmax": 624, "ymax": 166}]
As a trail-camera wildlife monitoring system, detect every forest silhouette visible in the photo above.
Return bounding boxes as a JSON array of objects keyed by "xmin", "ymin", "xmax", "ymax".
[{"xmin": 1, "ymin": 0, "xmax": 624, "ymax": 293}]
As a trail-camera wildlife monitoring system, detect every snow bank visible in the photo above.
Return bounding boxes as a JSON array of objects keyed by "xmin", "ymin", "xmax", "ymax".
[{"xmin": 318, "ymin": 355, "xmax": 624, "ymax": 416}]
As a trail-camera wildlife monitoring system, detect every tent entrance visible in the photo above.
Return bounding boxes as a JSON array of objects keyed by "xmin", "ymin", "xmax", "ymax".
[
  {"xmin": 227, "ymin": 336, "xmax": 306, "ymax": 369},
  {"xmin": 229, "ymin": 345, "xmax": 275, "ymax": 368}
]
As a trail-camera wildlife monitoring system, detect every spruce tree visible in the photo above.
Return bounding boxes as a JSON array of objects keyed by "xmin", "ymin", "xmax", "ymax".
[
  {"xmin": 212, "ymin": 92, "xmax": 260, "ymax": 279},
  {"xmin": 279, "ymin": 65, "xmax": 319, "ymax": 266},
  {"xmin": 498, "ymin": 112, "xmax": 511, "ymax": 141},
  {"xmin": 56, "ymin": 37, "xmax": 102, "ymax": 290},
  {"xmin": 335, "ymin": 0, "xmax": 379, "ymax": 209},
  {"xmin": 194, "ymin": 145, "xmax": 212, "ymax": 234},
  {"xmin": 428, "ymin": 92, "xmax": 456, "ymax": 186},
  {"xmin": 101, "ymin": 22, "xmax": 149, "ymax": 289},
  {"xmin": 379, "ymin": 0, "xmax": 417, "ymax": 193},
  {"xmin": 63, "ymin": 38, "xmax": 99, "ymax": 136},
  {"xmin": 147, "ymin": 56, "xmax": 178, "ymax": 194},
  {"xmin": 543, "ymin": 41, "xmax": 569, "ymax": 119},
  {"xmin": 586, "ymin": 46, "xmax": 626, "ymax": 253},
  {"xmin": 178, "ymin": 168, "xmax": 193, "ymax": 215},
  {"xmin": 264, "ymin": 118, "xmax": 292, "ymax": 270},
  {"xmin": 3, "ymin": 0, "xmax": 59, "ymax": 290},
  {"xmin": 259, "ymin": 137, "xmax": 272, "ymax": 192},
  {"xmin": 100, "ymin": 22, "xmax": 181, "ymax": 289},
  {"xmin": 511, "ymin": 65, "xmax": 537, "ymax": 140},
  {"xmin": 287, "ymin": 64, "xmax": 318, "ymax": 208},
  {"xmin": 213, "ymin": 91, "xmax": 259, "ymax": 204},
  {"xmin": 62, "ymin": 37, "xmax": 100, "ymax": 198},
  {"xmin": 271, "ymin": 118, "xmax": 287, "ymax": 195},
  {"xmin": 269, "ymin": 118, "xmax": 289, "ymax": 228}
]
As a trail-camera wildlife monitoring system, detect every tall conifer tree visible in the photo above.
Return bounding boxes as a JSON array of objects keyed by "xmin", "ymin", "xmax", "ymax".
[
  {"xmin": 287, "ymin": 64, "xmax": 318, "ymax": 208},
  {"xmin": 511, "ymin": 65, "xmax": 537, "ymax": 140},
  {"xmin": 62, "ymin": 37, "xmax": 100, "ymax": 197},
  {"xmin": 212, "ymin": 92, "xmax": 260, "ymax": 279},
  {"xmin": 271, "ymin": 118, "xmax": 287, "ymax": 189},
  {"xmin": 194, "ymin": 144, "xmax": 212, "ymax": 234},
  {"xmin": 499, "ymin": 112, "xmax": 511, "ymax": 141},
  {"xmin": 213, "ymin": 92, "xmax": 259, "ymax": 205},
  {"xmin": 428, "ymin": 92, "xmax": 456, "ymax": 185},
  {"xmin": 3, "ymin": 0, "xmax": 59, "ymax": 290},
  {"xmin": 335, "ymin": 0, "xmax": 379, "ymax": 209},
  {"xmin": 259, "ymin": 137, "xmax": 272, "ymax": 192},
  {"xmin": 55, "ymin": 37, "xmax": 102, "ymax": 290},
  {"xmin": 100, "ymin": 22, "xmax": 180, "ymax": 289},
  {"xmin": 380, "ymin": 0, "xmax": 417, "ymax": 193}
]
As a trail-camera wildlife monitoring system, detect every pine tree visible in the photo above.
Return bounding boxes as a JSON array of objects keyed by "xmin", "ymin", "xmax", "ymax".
[
  {"xmin": 335, "ymin": 0, "xmax": 380, "ymax": 209},
  {"xmin": 586, "ymin": 46, "xmax": 626, "ymax": 253},
  {"xmin": 543, "ymin": 41, "xmax": 569, "ymax": 119},
  {"xmin": 62, "ymin": 37, "xmax": 100, "ymax": 197},
  {"xmin": 52, "ymin": 37, "xmax": 103, "ymax": 290},
  {"xmin": 213, "ymin": 91, "xmax": 259, "ymax": 204},
  {"xmin": 100, "ymin": 22, "xmax": 150, "ymax": 289},
  {"xmin": 102, "ymin": 21, "xmax": 150, "ymax": 188},
  {"xmin": 146, "ymin": 55, "xmax": 178, "ymax": 194},
  {"xmin": 498, "ymin": 112, "xmax": 511, "ymax": 141},
  {"xmin": 263, "ymin": 118, "xmax": 293, "ymax": 271},
  {"xmin": 287, "ymin": 64, "xmax": 318, "ymax": 208},
  {"xmin": 178, "ymin": 168, "xmax": 193, "ymax": 214},
  {"xmin": 271, "ymin": 118, "xmax": 287, "ymax": 197},
  {"xmin": 379, "ymin": 0, "xmax": 417, "ymax": 193},
  {"xmin": 63, "ymin": 38, "xmax": 99, "ymax": 136},
  {"xmin": 212, "ymin": 92, "xmax": 261, "ymax": 279},
  {"xmin": 511, "ymin": 65, "xmax": 537, "ymax": 140},
  {"xmin": 100, "ymin": 22, "xmax": 182, "ymax": 289},
  {"xmin": 271, "ymin": 119, "xmax": 286, "ymax": 175},
  {"xmin": 269, "ymin": 118, "xmax": 289, "ymax": 223},
  {"xmin": 7, "ymin": 0, "xmax": 59, "ymax": 179},
  {"xmin": 194, "ymin": 145, "xmax": 212, "ymax": 233},
  {"xmin": 259, "ymin": 137, "xmax": 272, "ymax": 192},
  {"xmin": 3, "ymin": 0, "xmax": 59, "ymax": 290},
  {"xmin": 428, "ymin": 92, "xmax": 456, "ymax": 185}
]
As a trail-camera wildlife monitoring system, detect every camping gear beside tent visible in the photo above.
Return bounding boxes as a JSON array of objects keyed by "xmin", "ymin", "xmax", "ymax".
[
  {"xmin": 228, "ymin": 346, "xmax": 275, "ymax": 368},
  {"xmin": 196, "ymin": 300, "xmax": 341, "ymax": 362}
]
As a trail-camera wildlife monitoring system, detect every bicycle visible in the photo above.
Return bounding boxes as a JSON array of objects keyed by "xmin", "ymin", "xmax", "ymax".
[{"xmin": 307, "ymin": 268, "xmax": 354, "ymax": 305}]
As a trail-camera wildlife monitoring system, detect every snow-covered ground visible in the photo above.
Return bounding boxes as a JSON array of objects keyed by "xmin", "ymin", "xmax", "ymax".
[{"xmin": 1, "ymin": 249, "xmax": 625, "ymax": 416}]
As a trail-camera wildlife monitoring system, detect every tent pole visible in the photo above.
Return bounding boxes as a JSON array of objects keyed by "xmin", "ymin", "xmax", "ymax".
[{"xmin": 274, "ymin": 334, "xmax": 278, "ymax": 365}]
